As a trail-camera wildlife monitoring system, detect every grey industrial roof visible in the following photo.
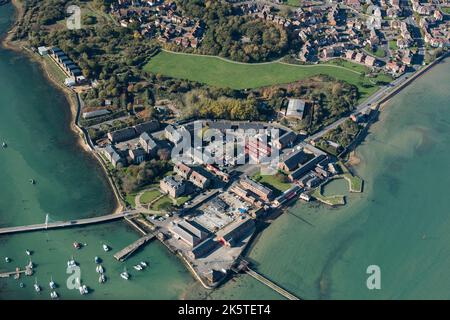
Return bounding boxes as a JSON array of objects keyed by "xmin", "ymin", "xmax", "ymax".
[{"xmin": 286, "ymin": 99, "xmax": 305, "ymax": 118}]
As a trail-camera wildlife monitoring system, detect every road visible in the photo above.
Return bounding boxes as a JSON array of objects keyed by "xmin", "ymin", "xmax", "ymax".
[
  {"xmin": 308, "ymin": 65, "xmax": 419, "ymax": 142},
  {"xmin": 0, "ymin": 211, "xmax": 137, "ymax": 236}
]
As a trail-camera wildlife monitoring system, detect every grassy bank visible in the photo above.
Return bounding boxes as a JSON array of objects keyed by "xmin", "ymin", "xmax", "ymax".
[
  {"xmin": 144, "ymin": 51, "xmax": 385, "ymax": 99},
  {"xmin": 338, "ymin": 162, "xmax": 363, "ymax": 193},
  {"xmin": 312, "ymin": 186, "xmax": 345, "ymax": 206},
  {"xmin": 252, "ymin": 173, "xmax": 292, "ymax": 193}
]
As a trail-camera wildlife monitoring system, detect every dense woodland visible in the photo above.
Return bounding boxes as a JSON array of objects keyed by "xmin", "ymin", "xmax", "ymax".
[
  {"xmin": 173, "ymin": 0, "xmax": 294, "ymax": 62},
  {"xmin": 318, "ymin": 119, "xmax": 361, "ymax": 155},
  {"xmin": 115, "ymin": 158, "xmax": 173, "ymax": 194},
  {"xmin": 258, "ymin": 76, "xmax": 358, "ymax": 134}
]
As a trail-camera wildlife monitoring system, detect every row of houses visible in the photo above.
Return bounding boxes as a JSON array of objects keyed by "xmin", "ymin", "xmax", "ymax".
[
  {"xmin": 239, "ymin": 176, "xmax": 273, "ymax": 202},
  {"xmin": 39, "ymin": 46, "xmax": 86, "ymax": 86},
  {"xmin": 345, "ymin": 50, "xmax": 378, "ymax": 67},
  {"xmin": 111, "ymin": 0, "xmax": 204, "ymax": 48}
]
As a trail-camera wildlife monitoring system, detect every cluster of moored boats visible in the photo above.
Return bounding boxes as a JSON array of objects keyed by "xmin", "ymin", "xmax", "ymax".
[{"xmin": 3, "ymin": 242, "xmax": 150, "ymax": 299}]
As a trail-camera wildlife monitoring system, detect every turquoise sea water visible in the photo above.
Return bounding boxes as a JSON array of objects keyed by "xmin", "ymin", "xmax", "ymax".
[
  {"xmin": 2, "ymin": 3, "xmax": 450, "ymax": 300},
  {"xmin": 0, "ymin": 4, "xmax": 196, "ymax": 299}
]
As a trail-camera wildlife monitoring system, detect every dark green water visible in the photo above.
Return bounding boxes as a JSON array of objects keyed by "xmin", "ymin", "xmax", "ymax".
[{"xmin": 0, "ymin": 4, "xmax": 196, "ymax": 299}]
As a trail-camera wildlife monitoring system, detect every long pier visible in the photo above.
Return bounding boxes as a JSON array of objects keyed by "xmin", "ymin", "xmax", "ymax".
[
  {"xmin": 0, "ymin": 211, "xmax": 137, "ymax": 236},
  {"xmin": 245, "ymin": 268, "xmax": 301, "ymax": 300},
  {"xmin": 0, "ymin": 270, "xmax": 27, "ymax": 278},
  {"xmin": 113, "ymin": 233, "xmax": 155, "ymax": 261}
]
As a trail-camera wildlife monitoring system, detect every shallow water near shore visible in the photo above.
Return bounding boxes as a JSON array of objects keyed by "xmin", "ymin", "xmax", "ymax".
[{"xmin": 0, "ymin": 4, "xmax": 196, "ymax": 299}]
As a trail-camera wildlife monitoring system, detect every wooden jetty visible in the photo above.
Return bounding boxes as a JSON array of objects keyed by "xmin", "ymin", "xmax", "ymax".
[
  {"xmin": 113, "ymin": 233, "xmax": 155, "ymax": 262},
  {"xmin": 245, "ymin": 268, "xmax": 301, "ymax": 300}
]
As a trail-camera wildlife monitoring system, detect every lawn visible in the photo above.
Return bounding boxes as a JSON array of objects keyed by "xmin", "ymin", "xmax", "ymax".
[
  {"xmin": 324, "ymin": 58, "xmax": 370, "ymax": 74},
  {"xmin": 144, "ymin": 51, "xmax": 384, "ymax": 100},
  {"xmin": 125, "ymin": 192, "xmax": 138, "ymax": 208},
  {"xmin": 43, "ymin": 55, "xmax": 68, "ymax": 84},
  {"xmin": 389, "ymin": 40, "xmax": 398, "ymax": 51},
  {"xmin": 175, "ymin": 195, "xmax": 191, "ymax": 206},
  {"xmin": 336, "ymin": 162, "xmax": 363, "ymax": 192},
  {"xmin": 365, "ymin": 45, "xmax": 386, "ymax": 58},
  {"xmin": 140, "ymin": 189, "xmax": 161, "ymax": 204},
  {"xmin": 342, "ymin": 174, "xmax": 363, "ymax": 192},
  {"xmin": 150, "ymin": 195, "xmax": 173, "ymax": 211},
  {"xmin": 284, "ymin": 0, "xmax": 301, "ymax": 6},
  {"xmin": 252, "ymin": 173, "xmax": 292, "ymax": 193}
]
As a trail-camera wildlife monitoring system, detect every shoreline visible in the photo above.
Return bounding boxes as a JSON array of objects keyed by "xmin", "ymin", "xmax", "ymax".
[{"xmin": 1, "ymin": 0, "xmax": 123, "ymax": 215}]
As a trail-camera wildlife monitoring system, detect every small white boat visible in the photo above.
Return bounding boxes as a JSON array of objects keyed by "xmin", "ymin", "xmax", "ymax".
[
  {"xmin": 49, "ymin": 276, "xmax": 56, "ymax": 289},
  {"xmin": 27, "ymin": 259, "xmax": 34, "ymax": 269},
  {"xmin": 2, "ymin": 142, "xmax": 7, "ymax": 148},
  {"xmin": 133, "ymin": 264, "xmax": 143, "ymax": 271},
  {"xmin": 67, "ymin": 256, "xmax": 77, "ymax": 268},
  {"xmin": 50, "ymin": 291, "xmax": 58, "ymax": 299},
  {"xmin": 77, "ymin": 278, "xmax": 88, "ymax": 295},
  {"xmin": 140, "ymin": 261, "xmax": 148, "ymax": 268},
  {"xmin": 29, "ymin": 179, "xmax": 36, "ymax": 185},
  {"xmin": 25, "ymin": 250, "xmax": 31, "ymax": 256},
  {"xmin": 102, "ymin": 244, "xmax": 110, "ymax": 252},
  {"xmin": 73, "ymin": 242, "xmax": 81, "ymax": 249},
  {"xmin": 120, "ymin": 267, "xmax": 130, "ymax": 280},
  {"xmin": 19, "ymin": 282, "xmax": 24, "ymax": 288},
  {"xmin": 34, "ymin": 279, "xmax": 41, "ymax": 293},
  {"xmin": 94, "ymin": 256, "xmax": 101, "ymax": 264},
  {"xmin": 5, "ymin": 257, "xmax": 10, "ymax": 263},
  {"xmin": 98, "ymin": 274, "xmax": 106, "ymax": 284},
  {"xmin": 79, "ymin": 285, "xmax": 88, "ymax": 295},
  {"xmin": 96, "ymin": 265, "xmax": 104, "ymax": 274}
]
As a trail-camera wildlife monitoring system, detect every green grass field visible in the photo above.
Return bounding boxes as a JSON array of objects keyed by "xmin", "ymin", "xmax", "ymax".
[
  {"xmin": 389, "ymin": 40, "xmax": 398, "ymax": 51},
  {"xmin": 337, "ymin": 162, "xmax": 363, "ymax": 192},
  {"xmin": 140, "ymin": 189, "xmax": 161, "ymax": 204},
  {"xmin": 252, "ymin": 173, "xmax": 292, "ymax": 193},
  {"xmin": 175, "ymin": 195, "xmax": 191, "ymax": 206},
  {"xmin": 144, "ymin": 51, "xmax": 385, "ymax": 99},
  {"xmin": 43, "ymin": 55, "xmax": 68, "ymax": 84},
  {"xmin": 150, "ymin": 195, "xmax": 173, "ymax": 211},
  {"xmin": 441, "ymin": 7, "xmax": 450, "ymax": 14},
  {"xmin": 284, "ymin": 0, "xmax": 301, "ymax": 6},
  {"xmin": 125, "ymin": 192, "xmax": 138, "ymax": 208}
]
